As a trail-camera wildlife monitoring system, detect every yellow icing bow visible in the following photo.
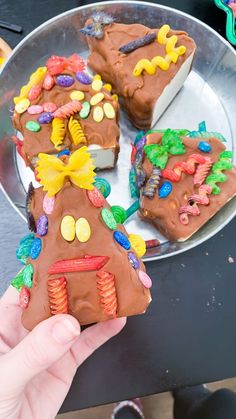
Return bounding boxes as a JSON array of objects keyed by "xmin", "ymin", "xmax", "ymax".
[
  {"xmin": 133, "ymin": 24, "xmax": 186, "ymax": 77},
  {"xmin": 36, "ymin": 146, "xmax": 96, "ymax": 196}
]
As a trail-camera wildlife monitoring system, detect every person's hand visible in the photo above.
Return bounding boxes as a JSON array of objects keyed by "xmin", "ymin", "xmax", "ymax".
[{"xmin": 0, "ymin": 286, "xmax": 126, "ymax": 419}]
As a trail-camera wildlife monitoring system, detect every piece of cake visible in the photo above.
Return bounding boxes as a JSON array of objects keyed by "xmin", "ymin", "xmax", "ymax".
[
  {"xmin": 11, "ymin": 147, "xmax": 151, "ymax": 330},
  {"xmin": 130, "ymin": 127, "xmax": 236, "ymax": 241},
  {"xmin": 12, "ymin": 54, "xmax": 120, "ymax": 170},
  {"xmin": 81, "ymin": 13, "xmax": 196, "ymax": 129}
]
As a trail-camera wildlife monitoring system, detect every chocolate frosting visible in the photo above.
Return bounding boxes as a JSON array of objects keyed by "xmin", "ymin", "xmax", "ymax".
[
  {"xmin": 139, "ymin": 133, "xmax": 236, "ymax": 241},
  {"xmin": 86, "ymin": 22, "xmax": 196, "ymax": 129},
  {"xmin": 22, "ymin": 183, "xmax": 151, "ymax": 330},
  {"xmin": 13, "ymin": 69, "xmax": 120, "ymax": 167}
]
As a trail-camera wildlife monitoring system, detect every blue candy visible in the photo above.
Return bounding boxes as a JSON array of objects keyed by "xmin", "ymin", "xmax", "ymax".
[
  {"xmin": 75, "ymin": 71, "xmax": 92, "ymax": 85},
  {"xmin": 30, "ymin": 238, "xmax": 42, "ymax": 260},
  {"xmin": 37, "ymin": 112, "xmax": 53, "ymax": 124},
  {"xmin": 158, "ymin": 181, "xmax": 172, "ymax": 198},
  {"xmin": 57, "ymin": 149, "xmax": 71, "ymax": 157},
  {"xmin": 128, "ymin": 252, "xmax": 140, "ymax": 269},
  {"xmin": 198, "ymin": 141, "xmax": 212, "ymax": 153},
  {"xmin": 113, "ymin": 231, "xmax": 131, "ymax": 250},
  {"xmin": 56, "ymin": 74, "xmax": 75, "ymax": 87}
]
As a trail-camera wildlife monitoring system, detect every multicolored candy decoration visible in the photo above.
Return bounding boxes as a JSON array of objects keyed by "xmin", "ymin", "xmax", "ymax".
[
  {"xmin": 215, "ymin": 0, "xmax": 236, "ymax": 45},
  {"xmin": 80, "ymin": 11, "xmax": 114, "ymax": 39}
]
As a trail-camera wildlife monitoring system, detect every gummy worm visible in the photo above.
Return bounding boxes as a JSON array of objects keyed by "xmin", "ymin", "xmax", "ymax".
[{"xmin": 162, "ymin": 153, "xmax": 207, "ymax": 182}]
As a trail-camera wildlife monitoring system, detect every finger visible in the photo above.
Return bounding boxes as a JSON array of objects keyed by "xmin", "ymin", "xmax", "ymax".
[
  {"xmin": 71, "ymin": 317, "xmax": 127, "ymax": 366},
  {"xmin": 0, "ymin": 314, "xmax": 81, "ymax": 394},
  {"xmin": 0, "ymin": 286, "xmax": 19, "ymax": 308}
]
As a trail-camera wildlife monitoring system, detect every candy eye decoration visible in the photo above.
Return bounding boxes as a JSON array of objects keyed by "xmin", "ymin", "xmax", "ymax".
[{"xmin": 60, "ymin": 216, "xmax": 91, "ymax": 242}]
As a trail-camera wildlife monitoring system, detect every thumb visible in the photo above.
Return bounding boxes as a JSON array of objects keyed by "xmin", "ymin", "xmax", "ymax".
[{"xmin": 0, "ymin": 314, "xmax": 80, "ymax": 393}]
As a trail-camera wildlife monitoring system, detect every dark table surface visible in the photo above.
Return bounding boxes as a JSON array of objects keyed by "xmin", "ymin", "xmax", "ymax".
[{"xmin": 1, "ymin": 0, "xmax": 236, "ymax": 414}]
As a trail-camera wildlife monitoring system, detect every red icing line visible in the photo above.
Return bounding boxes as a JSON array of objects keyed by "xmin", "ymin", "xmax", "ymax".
[
  {"xmin": 97, "ymin": 271, "xmax": 117, "ymax": 318},
  {"xmin": 162, "ymin": 154, "xmax": 207, "ymax": 182},
  {"xmin": 48, "ymin": 276, "xmax": 68, "ymax": 315},
  {"xmin": 48, "ymin": 256, "xmax": 109, "ymax": 274}
]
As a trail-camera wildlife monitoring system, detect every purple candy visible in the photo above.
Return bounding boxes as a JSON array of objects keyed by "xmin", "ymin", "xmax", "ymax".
[
  {"xmin": 56, "ymin": 74, "xmax": 75, "ymax": 87},
  {"xmin": 36, "ymin": 215, "xmax": 48, "ymax": 236},
  {"xmin": 128, "ymin": 252, "xmax": 140, "ymax": 269},
  {"xmin": 136, "ymin": 136, "xmax": 147, "ymax": 150},
  {"xmin": 37, "ymin": 112, "xmax": 53, "ymax": 124},
  {"xmin": 76, "ymin": 71, "xmax": 92, "ymax": 85}
]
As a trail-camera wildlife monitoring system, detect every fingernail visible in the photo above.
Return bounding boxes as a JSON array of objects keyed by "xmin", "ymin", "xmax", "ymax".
[{"xmin": 52, "ymin": 318, "xmax": 80, "ymax": 344}]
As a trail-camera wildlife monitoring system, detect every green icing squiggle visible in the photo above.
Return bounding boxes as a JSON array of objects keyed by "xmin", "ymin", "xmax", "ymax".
[{"xmin": 206, "ymin": 151, "xmax": 233, "ymax": 194}]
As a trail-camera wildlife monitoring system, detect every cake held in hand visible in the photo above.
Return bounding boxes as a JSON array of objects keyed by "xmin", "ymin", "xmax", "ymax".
[
  {"xmin": 12, "ymin": 147, "xmax": 151, "ymax": 330},
  {"xmin": 130, "ymin": 125, "xmax": 236, "ymax": 241},
  {"xmin": 82, "ymin": 13, "xmax": 196, "ymax": 129},
  {"xmin": 12, "ymin": 54, "xmax": 120, "ymax": 170}
]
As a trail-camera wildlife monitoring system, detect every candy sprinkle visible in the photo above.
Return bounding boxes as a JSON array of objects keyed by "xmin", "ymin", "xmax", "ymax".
[
  {"xmin": 119, "ymin": 32, "xmax": 156, "ymax": 54},
  {"xmin": 15, "ymin": 98, "xmax": 30, "ymax": 114},
  {"xmin": 79, "ymin": 101, "xmax": 91, "ymax": 119},
  {"xmin": 25, "ymin": 120, "xmax": 41, "ymax": 132},
  {"xmin": 76, "ymin": 71, "xmax": 92, "ymax": 85},
  {"xmin": 158, "ymin": 181, "xmax": 172, "ymax": 198},
  {"xmin": 23, "ymin": 264, "xmax": 34, "ymax": 287},
  {"xmin": 90, "ymin": 92, "xmax": 104, "ymax": 106},
  {"xmin": 43, "ymin": 193, "xmax": 55, "ymax": 215},
  {"xmin": 43, "ymin": 102, "xmax": 57, "ymax": 113},
  {"xmin": 75, "ymin": 217, "xmax": 91, "ymax": 242},
  {"xmin": 198, "ymin": 141, "xmax": 212, "ymax": 153},
  {"xmin": 111, "ymin": 205, "xmax": 127, "ymax": 224},
  {"xmin": 103, "ymin": 102, "xmax": 115, "ymax": 119},
  {"xmin": 101, "ymin": 208, "xmax": 117, "ymax": 230},
  {"xmin": 70, "ymin": 90, "xmax": 85, "ymax": 101},
  {"xmin": 37, "ymin": 112, "xmax": 53, "ymax": 124},
  {"xmin": 36, "ymin": 215, "xmax": 48, "ymax": 236},
  {"xmin": 138, "ymin": 270, "xmax": 152, "ymax": 288},
  {"xmin": 28, "ymin": 105, "xmax": 44, "ymax": 115},
  {"xmin": 61, "ymin": 215, "xmax": 76, "ymax": 241},
  {"xmin": 93, "ymin": 105, "xmax": 104, "ymax": 122},
  {"xmin": 94, "ymin": 178, "xmax": 111, "ymax": 198},
  {"xmin": 128, "ymin": 251, "xmax": 140, "ymax": 269},
  {"xmin": 92, "ymin": 79, "xmax": 103, "ymax": 91},
  {"xmin": 30, "ymin": 238, "xmax": 42, "ymax": 260},
  {"xmin": 87, "ymin": 188, "xmax": 105, "ymax": 208},
  {"xmin": 113, "ymin": 231, "xmax": 131, "ymax": 250},
  {"xmin": 19, "ymin": 286, "xmax": 30, "ymax": 309},
  {"xmin": 56, "ymin": 74, "xmax": 75, "ymax": 87}
]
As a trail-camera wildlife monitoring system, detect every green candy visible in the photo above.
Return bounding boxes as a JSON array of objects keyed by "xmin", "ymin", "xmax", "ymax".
[
  {"xmin": 111, "ymin": 206, "xmax": 127, "ymax": 224},
  {"xmin": 11, "ymin": 269, "xmax": 24, "ymax": 291},
  {"xmin": 101, "ymin": 208, "xmax": 117, "ymax": 230},
  {"xmin": 23, "ymin": 264, "xmax": 34, "ymax": 288},
  {"xmin": 16, "ymin": 233, "xmax": 35, "ymax": 265},
  {"xmin": 25, "ymin": 120, "xmax": 41, "ymax": 132},
  {"xmin": 79, "ymin": 101, "xmax": 91, "ymax": 119}
]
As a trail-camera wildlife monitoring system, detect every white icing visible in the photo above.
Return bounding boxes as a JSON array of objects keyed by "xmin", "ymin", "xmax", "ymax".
[{"xmin": 151, "ymin": 52, "xmax": 195, "ymax": 127}]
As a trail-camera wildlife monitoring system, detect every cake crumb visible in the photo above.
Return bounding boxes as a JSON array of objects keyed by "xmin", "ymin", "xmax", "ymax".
[
  {"xmin": 181, "ymin": 263, "xmax": 185, "ymax": 268},
  {"xmin": 228, "ymin": 256, "xmax": 234, "ymax": 264},
  {"xmin": 205, "ymin": 252, "xmax": 209, "ymax": 256}
]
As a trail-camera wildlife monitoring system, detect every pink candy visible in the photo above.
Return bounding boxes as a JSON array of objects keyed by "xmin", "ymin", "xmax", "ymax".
[
  {"xmin": 138, "ymin": 270, "xmax": 152, "ymax": 289},
  {"xmin": 43, "ymin": 193, "xmax": 55, "ymax": 214},
  {"xmin": 43, "ymin": 102, "xmax": 57, "ymax": 113},
  {"xmin": 28, "ymin": 85, "xmax": 42, "ymax": 101},
  {"xmin": 28, "ymin": 105, "xmax": 44, "ymax": 115},
  {"xmin": 19, "ymin": 286, "xmax": 30, "ymax": 309},
  {"xmin": 43, "ymin": 73, "xmax": 55, "ymax": 90}
]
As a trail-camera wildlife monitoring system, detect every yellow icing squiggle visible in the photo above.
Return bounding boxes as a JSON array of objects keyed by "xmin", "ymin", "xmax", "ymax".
[
  {"xmin": 133, "ymin": 24, "xmax": 186, "ymax": 77},
  {"xmin": 14, "ymin": 67, "xmax": 47, "ymax": 104}
]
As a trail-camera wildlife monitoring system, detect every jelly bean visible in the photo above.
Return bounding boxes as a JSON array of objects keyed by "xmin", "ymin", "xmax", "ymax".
[
  {"xmin": 43, "ymin": 102, "xmax": 57, "ymax": 113},
  {"xmin": 25, "ymin": 121, "xmax": 41, "ymax": 132},
  {"xmin": 138, "ymin": 270, "xmax": 152, "ymax": 288},
  {"xmin": 79, "ymin": 101, "xmax": 91, "ymax": 119},
  {"xmin": 113, "ymin": 230, "xmax": 131, "ymax": 250},
  {"xmin": 70, "ymin": 90, "xmax": 85, "ymax": 101},
  {"xmin": 128, "ymin": 251, "xmax": 140, "ymax": 269},
  {"xmin": 87, "ymin": 188, "xmax": 105, "ymax": 208},
  {"xmin": 57, "ymin": 149, "xmax": 71, "ymax": 158},
  {"xmin": 111, "ymin": 206, "xmax": 127, "ymax": 224},
  {"xmin": 61, "ymin": 215, "xmax": 75, "ymax": 241},
  {"xmin": 19, "ymin": 286, "xmax": 30, "ymax": 309},
  {"xmin": 90, "ymin": 92, "xmax": 104, "ymax": 106},
  {"xmin": 101, "ymin": 208, "xmax": 117, "ymax": 230},
  {"xmin": 23, "ymin": 264, "xmax": 34, "ymax": 287},
  {"xmin": 43, "ymin": 73, "xmax": 55, "ymax": 90},
  {"xmin": 103, "ymin": 83, "xmax": 112, "ymax": 92},
  {"xmin": 198, "ymin": 141, "xmax": 212, "ymax": 153},
  {"xmin": 129, "ymin": 234, "xmax": 146, "ymax": 257},
  {"xmin": 28, "ymin": 105, "xmax": 44, "ymax": 115},
  {"xmin": 92, "ymin": 79, "xmax": 103, "ymax": 91},
  {"xmin": 76, "ymin": 71, "xmax": 92, "ymax": 85},
  {"xmin": 11, "ymin": 269, "xmax": 24, "ymax": 291},
  {"xmin": 93, "ymin": 106, "xmax": 104, "ymax": 122},
  {"xmin": 158, "ymin": 181, "xmax": 172, "ymax": 198},
  {"xmin": 94, "ymin": 178, "xmax": 111, "ymax": 198},
  {"xmin": 28, "ymin": 85, "xmax": 42, "ymax": 101},
  {"xmin": 36, "ymin": 215, "xmax": 48, "ymax": 236},
  {"xmin": 43, "ymin": 193, "xmax": 55, "ymax": 215},
  {"xmin": 104, "ymin": 102, "xmax": 115, "ymax": 119},
  {"xmin": 93, "ymin": 74, "xmax": 102, "ymax": 80},
  {"xmin": 75, "ymin": 217, "xmax": 91, "ymax": 242},
  {"xmin": 56, "ymin": 74, "xmax": 75, "ymax": 87},
  {"xmin": 112, "ymin": 93, "xmax": 118, "ymax": 101},
  {"xmin": 37, "ymin": 112, "xmax": 53, "ymax": 124},
  {"xmin": 30, "ymin": 238, "xmax": 42, "ymax": 260},
  {"xmin": 15, "ymin": 98, "xmax": 30, "ymax": 114}
]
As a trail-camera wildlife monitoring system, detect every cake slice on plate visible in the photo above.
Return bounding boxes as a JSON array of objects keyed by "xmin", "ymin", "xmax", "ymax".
[
  {"xmin": 130, "ymin": 128, "xmax": 236, "ymax": 241},
  {"xmin": 12, "ymin": 54, "xmax": 120, "ymax": 170},
  {"xmin": 81, "ymin": 13, "xmax": 196, "ymax": 129},
  {"xmin": 11, "ymin": 147, "xmax": 151, "ymax": 330}
]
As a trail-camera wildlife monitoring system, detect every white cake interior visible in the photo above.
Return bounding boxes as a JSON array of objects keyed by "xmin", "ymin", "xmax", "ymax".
[
  {"xmin": 87, "ymin": 144, "xmax": 116, "ymax": 170},
  {"xmin": 151, "ymin": 52, "xmax": 195, "ymax": 127}
]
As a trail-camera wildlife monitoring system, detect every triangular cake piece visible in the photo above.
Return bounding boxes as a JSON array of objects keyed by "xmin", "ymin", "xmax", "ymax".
[
  {"xmin": 130, "ymin": 128, "xmax": 236, "ymax": 241},
  {"xmin": 12, "ymin": 54, "xmax": 120, "ymax": 170},
  {"xmin": 82, "ymin": 15, "xmax": 196, "ymax": 129},
  {"xmin": 12, "ymin": 147, "xmax": 151, "ymax": 330}
]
